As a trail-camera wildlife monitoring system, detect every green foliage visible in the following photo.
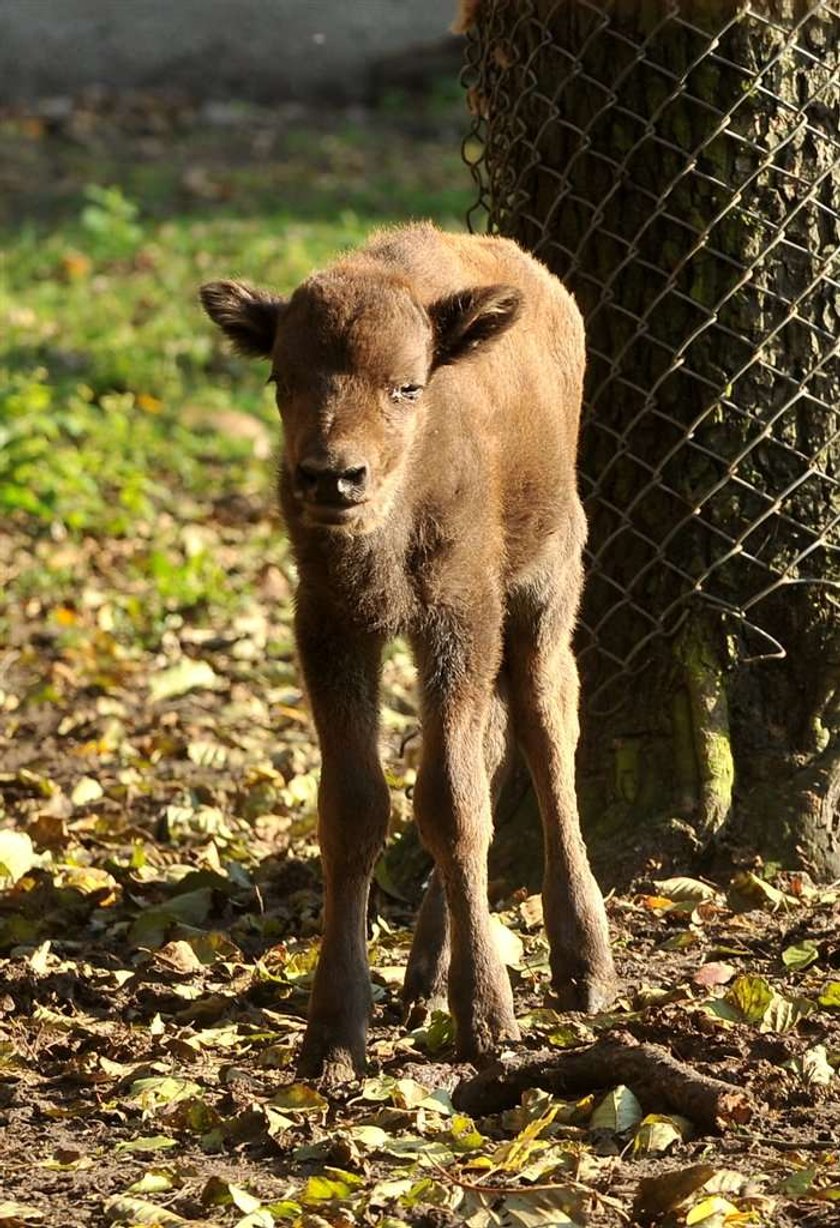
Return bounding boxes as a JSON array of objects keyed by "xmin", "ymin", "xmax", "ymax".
[
  {"xmin": 0, "ymin": 112, "xmax": 471, "ymax": 549},
  {"xmin": 79, "ymin": 183, "xmax": 144, "ymax": 259},
  {"xmin": 0, "ymin": 368, "xmax": 168, "ymax": 531}
]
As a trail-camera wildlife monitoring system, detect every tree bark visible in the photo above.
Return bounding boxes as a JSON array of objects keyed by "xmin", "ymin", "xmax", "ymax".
[{"xmin": 467, "ymin": 0, "xmax": 839, "ymax": 880}]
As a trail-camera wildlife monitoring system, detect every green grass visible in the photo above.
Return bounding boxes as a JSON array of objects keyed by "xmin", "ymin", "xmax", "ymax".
[{"xmin": 0, "ymin": 99, "xmax": 475, "ymax": 540}]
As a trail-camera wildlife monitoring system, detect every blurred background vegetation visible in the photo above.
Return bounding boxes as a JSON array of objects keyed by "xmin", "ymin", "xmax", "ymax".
[
  {"xmin": 0, "ymin": 82, "xmax": 474, "ymax": 629},
  {"xmin": 0, "ymin": 85, "xmax": 471, "ymax": 530}
]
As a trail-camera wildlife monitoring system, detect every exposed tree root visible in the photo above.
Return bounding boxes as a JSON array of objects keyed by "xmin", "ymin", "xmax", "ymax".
[{"xmin": 453, "ymin": 1032, "xmax": 755, "ymax": 1132}]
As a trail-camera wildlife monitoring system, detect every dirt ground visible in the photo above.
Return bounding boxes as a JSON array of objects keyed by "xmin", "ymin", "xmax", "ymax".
[{"xmin": 2, "ymin": 500, "xmax": 839, "ymax": 1228}]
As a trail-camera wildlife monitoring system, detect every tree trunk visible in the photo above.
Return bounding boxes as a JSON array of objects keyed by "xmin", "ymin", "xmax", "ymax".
[{"xmin": 467, "ymin": 0, "xmax": 839, "ymax": 880}]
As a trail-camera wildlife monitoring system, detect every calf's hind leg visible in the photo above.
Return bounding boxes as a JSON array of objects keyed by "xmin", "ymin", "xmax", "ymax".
[
  {"xmin": 402, "ymin": 683, "xmax": 515, "ymax": 1025},
  {"xmin": 411, "ymin": 623, "xmax": 520, "ymax": 1061},
  {"xmin": 401, "ymin": 870, "xmax": 448, "ymax": 1026},
  {"xmin": 507, "ymin": 577, "xmax": 616, "ymax": 1012},
  {"xmin": 403, "ymin": 684, "xmax": 514, "ymax": 1023},
  {"xmin": 295, "ymin": 602, "xmax": 391, "ymax": 1082}
]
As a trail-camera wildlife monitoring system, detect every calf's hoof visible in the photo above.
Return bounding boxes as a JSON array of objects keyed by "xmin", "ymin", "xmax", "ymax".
[
  {"xmin": 297, "ymin": 964, "xmax": 372, "ymax": 1084},
  {"xmin": 452, "ymin": 983, "xmax": 521, "ymax": 1065},
  {"xmin": 297, "ymin": 1027, "xmax": 364, "ymax": 1086},
  {"xmin": 402, "ymin": 987, "xmax": 449, "ymax": 1030},
  {"xmin": 549, "ymin": 969, "xmax": 617, "ymax": 1014},
  {"xmin": 403, "ymin": 874, "xmax": 450, "ymax": 1028},
  {"xmin": 455, "ymin": 1010, "xmax": 521, "ymax": 1065},
  {"xmin": 297, "ymin": 1006, "xmax": 369, "ymax": 1086},
  {"xmin": 402, "ymin": 953, "xmax": 449, "ymax": 1029}
]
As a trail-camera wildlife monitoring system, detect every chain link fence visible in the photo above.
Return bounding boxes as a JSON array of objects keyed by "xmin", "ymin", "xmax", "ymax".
[{"xmin": 462, "ymin": 0, "xmax": 839, "ymax": 713}]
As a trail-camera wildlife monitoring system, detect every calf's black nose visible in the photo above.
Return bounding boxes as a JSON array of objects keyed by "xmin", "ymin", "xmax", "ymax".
[
  {"xmin": 335, "ymin": 466, "xmax": 368, "ymax": 498},
  {"xmin": 296, "ymin": 459, "xmax": 369, "ymax": 505}
]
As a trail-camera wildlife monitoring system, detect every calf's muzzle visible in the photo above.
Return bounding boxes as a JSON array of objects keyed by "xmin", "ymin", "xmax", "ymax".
[{"xmin": 295, "ymin": 456, "xmax": 370, "ymax": 508}]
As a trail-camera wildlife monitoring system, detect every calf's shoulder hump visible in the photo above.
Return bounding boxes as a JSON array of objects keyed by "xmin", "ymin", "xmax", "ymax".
[{"xmin": 356, "ymin": 224, "xmax": 582, "ymax": 332}]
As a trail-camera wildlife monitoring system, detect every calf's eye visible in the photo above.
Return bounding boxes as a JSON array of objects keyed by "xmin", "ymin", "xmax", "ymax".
[{"xmin": 389, "ymin": 383, "xmax": 423, "ymax": 403}]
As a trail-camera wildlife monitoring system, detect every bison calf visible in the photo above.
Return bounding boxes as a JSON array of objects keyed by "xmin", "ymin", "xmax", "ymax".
[{"xmin": 201, "ymin": 223, "xmax": 615, "ymax": 1081}]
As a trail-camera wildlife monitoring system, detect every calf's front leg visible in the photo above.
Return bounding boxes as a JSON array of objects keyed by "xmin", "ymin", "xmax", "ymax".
[
  {"xmin": 508, "ymin": 622, "xmax": 616, "ymax": 1013},
  {"xmin": 295, "ymin": 605, "xmax": 390, "ymax": 1082}
]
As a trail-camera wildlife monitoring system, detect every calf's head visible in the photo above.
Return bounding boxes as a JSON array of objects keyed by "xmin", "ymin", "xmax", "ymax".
[{"xmin": 200, "ymin": 268, "xmax": 522, "ymax": 532}]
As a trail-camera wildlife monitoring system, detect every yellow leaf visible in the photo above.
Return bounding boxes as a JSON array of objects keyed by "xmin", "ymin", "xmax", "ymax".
[
  {"xmin": 128, "ymin": 1077, "xmax": 202, "ymax": 1113},
  {"xmin": 782, "ymin": 940, "xmax": 819, "ymax": 970},
  {"xmin": 450, "ymin": 1114, "xmax": 486, "ymax": 1152},
  {"xmin": 728, "ymin": 871, "xmax": 797, "ymax": 913},
  {"xmin": 661, "ymin": 931, "xmax": 701, "ymax": 950},
  {"xmin": 148, "ymin": 659, "xmax": 222, "ymax": 702},
  {"xmin": 263, "ymin": 1106, "xmax": 295, "ymax": 1137},
  {"xmin": 113, "ymin": 1137, "xmax": 179, "ymax": 1155},
  {"xmin": 99, "ymin": 1056, "xmax": 133, "ymax": 1077},
  {"xmin": 126, "ymin": 1171, "xmax": 176, "ymax": 1195},
  {"xmin": 301, "ymin": 1169, "xmax": 364, "ymax": 1204},
  {"xmin": 519, "ymin": 894, "xmax": 544, "ymax": 928},
  {"xmin": 187, "ymin": 740, "xmax": 229, "ymax": 768},
  {"xmin": 269, "ymin": 1083, "xmax": 328, "ymax": 1115},
  {"xmin": 392, "ymin": 1077, "xmax": 433, "ymax": 1110},
  {"xmin": 28, "ymin": 942, "xmax": 52, "ymax": 975},
  {"xmin": 762, "ymin": 994, "xmax": 813, "ymax": 1034},
  {"xmin": 0, "ymin": 830, "xmax": 38, "ymax": 883},
  {"xmin": 632, "ymin": 1165, "xmax": 719, "ymax": 1220},
  {"xmin": 494, "ymin": 1101, "xmax": 559, "ymax": 1172},
  {"xmin": 234, "ymin": 1211, "xmax": 274, "ymax": 1228},
  {"xmin": 725, "ymin": 974, "xmax": 775, "ymax": 1025},
  {"xmin": 137, "ymin": 393, "xmax": 163, "ymax": 413},
  {"xmin": 0, "ymin": 1201, "xmax": 44, "ymax": 1222},
  {"xmin": 347, "ymin": 1124, "xmax": 388, "ymax": 1150},
  {"xmin": 633, "ymin": 1113, "xmax": 693, "ymax": 1155},
  {"xmin": 490, "ymin": 913, "xmax": 524, "ymax": 968},
  {"xmin": 501, "ymin": 1188, "xmax": 580, "ymax": 1226},
  {"xmin": 37, "ymin": 1148, "xmax": 93, "ymax": 1172},
  {"xmin": 642, "ymin": 895, "xmax": 674, "ymax": 910},
  {"xmin": 57, "ymin": 865, "xmax": 119, "ymax": 902},
  {"xmin": 71, "ymin": 776, "xmax": 104, "ymax": 806},
  {"xmin": 818, "ymin": 982, "xmax": 840, "ymax": 1009},
  {"xmin": 228, "ymin": 1185, "xmax": 262, "ymax": 1215},
  {"xmin": 60, "ymin": 251, "xmax": 92, "ymax": 279},
  {"xmin": 591, "ymin": 1084, "xmax": 643, "ymax": 1133},
  {"xmin": 654, "ymin": 876, "xmax": 719, "ymax": 903},
  {"xmin": 686, "ymin": 1194, "xmax": 739, "ymax": 1224},
  {"xmin": 103, "ymin": 1194, "xmax": 187, "ymax": 1224},
  {"xmin": 53, "ymin": 606, "xmax": 79, "ymax": 626},
  {"xmin": 155, "ymin": 940, "xmax": 204, "ymax": 975}
]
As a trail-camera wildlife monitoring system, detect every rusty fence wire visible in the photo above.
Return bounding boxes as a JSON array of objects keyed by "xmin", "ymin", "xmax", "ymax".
[{"xmin": 462, "ymin": 0, "xmax": 840, "ymax": 712}]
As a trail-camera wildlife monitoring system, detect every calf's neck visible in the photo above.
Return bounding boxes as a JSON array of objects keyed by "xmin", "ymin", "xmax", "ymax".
[{"xmin": 201, "ymin": 223, "xmax": 615, "ymax": 1081}]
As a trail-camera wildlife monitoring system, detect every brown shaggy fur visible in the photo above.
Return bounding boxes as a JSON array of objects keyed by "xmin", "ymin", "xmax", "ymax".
[{"xmin": 200, "ymin": 223, "xmax": 615, "ymax": 1082}]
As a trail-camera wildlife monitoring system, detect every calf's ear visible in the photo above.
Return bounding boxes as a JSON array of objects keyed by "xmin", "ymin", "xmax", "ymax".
[
  {"xmin": 199, "ymin": 280, "xmax": 286, "ymax": 359},
  {"xmin": 429, "ymin": 284, "xmax": 523, "ymax": 369}
]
